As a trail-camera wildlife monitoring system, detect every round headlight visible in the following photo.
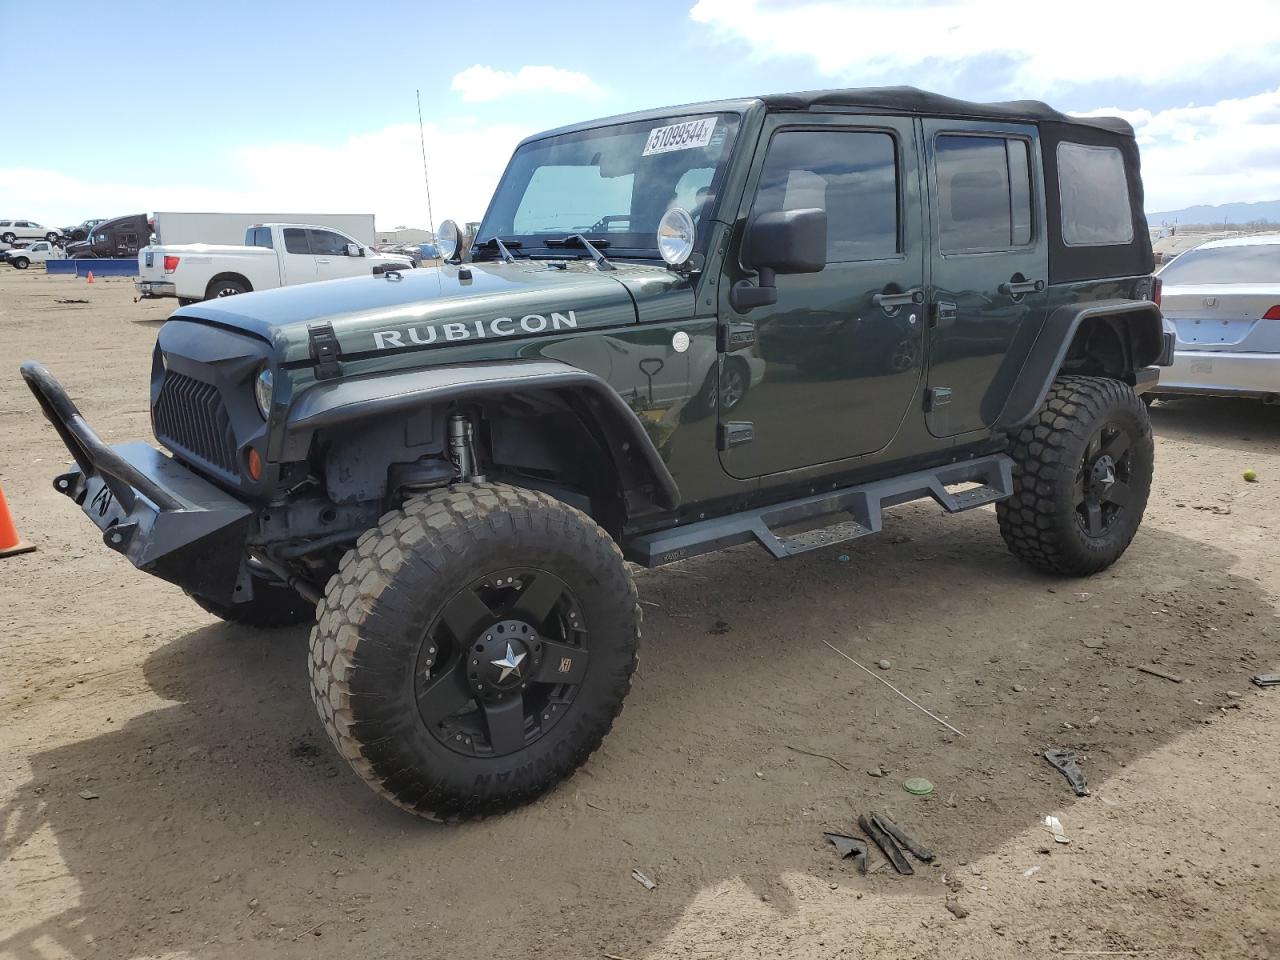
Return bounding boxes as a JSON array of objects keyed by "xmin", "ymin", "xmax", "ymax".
[
  {"xmin": 657, "ymin": 207, "xmax": 696, "ymax": 266},
  {"xmin": 437, "ymin": 219, "xmax": 461, "ymax": 261},
  {"xmin": 254, "ymin": 366, "xmax": 274, "ymax": 419}
]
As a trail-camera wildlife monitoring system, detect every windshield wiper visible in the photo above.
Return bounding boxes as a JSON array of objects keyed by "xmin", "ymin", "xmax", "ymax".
[
  {"xmin": 544, "ymin": 234, "xmax": 615, "ymax": 271},
  {"xmin": 475, "ymin": 236, "xmax": 522, "ymax": 263}
]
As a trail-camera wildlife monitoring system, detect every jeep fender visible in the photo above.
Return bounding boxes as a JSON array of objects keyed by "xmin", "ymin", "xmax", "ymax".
[
  {"xmin": 995, "ymin": 299, "xmax": 1163, "ymax": 430},
  {"xmin": 278, "ymin": 360, "xmax": 680, "ymax": 511}
]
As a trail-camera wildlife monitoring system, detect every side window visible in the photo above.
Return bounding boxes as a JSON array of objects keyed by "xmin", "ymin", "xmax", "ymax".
[
  {"xmin": 283, "ymin": 228, "xmax": 311, "ymax": 255},
  {"xmin": 935, "ymin": 134, "xmax": 1034, "ymax": 253},
  {"xmin": 249, "ymin": 227, "xmax": 274, "ymax": 249},
  {"xmin": 308, "ymin": 229, "xmax": 349, "ymax": 255},
  {"xmin": 1056, "ymin": 142, "xmax": 1133, "ymax": 246},
  {"xmin": 753, "ymin": 129, "xmax": 899, "ymax": 263}
]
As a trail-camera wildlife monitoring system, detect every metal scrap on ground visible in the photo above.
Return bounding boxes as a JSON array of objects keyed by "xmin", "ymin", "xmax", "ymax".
[{"xmin": 1045, "ymin": 749, "xmax": 1089, "ymax": 796}]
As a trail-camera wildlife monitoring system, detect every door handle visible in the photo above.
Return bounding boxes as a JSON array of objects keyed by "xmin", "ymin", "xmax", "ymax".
[
  {"xmin": 998, "ymin": 278, "xmax": 1044, "ymax": 296},
  {"xmin": 316, "ymin": 259, "xmax": 332, "ymax": 264},
  {"xmin": 872, "ymin": 288, "xmax": 924, "ymax": 309}
]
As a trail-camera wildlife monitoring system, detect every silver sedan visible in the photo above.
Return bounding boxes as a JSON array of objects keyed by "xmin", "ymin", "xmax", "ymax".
[{"xmin": 1156, "ymin": 233, "xmax": 1280, "ymax": 403}]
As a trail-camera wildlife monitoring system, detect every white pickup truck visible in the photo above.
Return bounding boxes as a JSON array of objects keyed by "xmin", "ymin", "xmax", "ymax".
[
  {"xmin": 135, "ymin": 223, "xmax": 414, "ymax": 304},
  {"xmin": 2, "ymin": 240, "xmax": 67, "ymax": 269}
]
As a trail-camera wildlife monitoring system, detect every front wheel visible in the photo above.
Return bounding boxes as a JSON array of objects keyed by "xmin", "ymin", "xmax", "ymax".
[
  {"xmin": 1, "ymin": 233, "xmax": 15, "ymax": 244},
  {"xmin": 309, "ymin": 483, "xmax": 640, "ymax": 819},
  {"xmin": 45, "ymin": 232, "xmax": 58, "ymax": 242},
  {"xmin": 997, "ymin": 375, "xmax": 1153, "ymax": 576},
  {"xmin": 10, "ymin": 256, "xmax": 29, "ymax": 269}
]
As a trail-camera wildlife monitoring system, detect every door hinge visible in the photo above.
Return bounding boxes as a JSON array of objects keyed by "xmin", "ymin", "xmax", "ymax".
[
  {"xmin": 929, "ymin": 300, "xmax": 957, "ymax": 328},
  {"xmin": 924, "ymin": 387, "xmax": 952, "ymax": 412},
  {"xmin": 307, "ymin": 322, "xmax": 342, "ymax": 380},
  {"xmin": 717, "ymin": 319, "xmax": 757, "ymax": 353},
  {"xmin": 717, "ymin": 421, "xmax": 754, "ymax": 450}
]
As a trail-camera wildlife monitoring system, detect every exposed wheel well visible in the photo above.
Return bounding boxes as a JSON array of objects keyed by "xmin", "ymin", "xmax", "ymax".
[{"xmin": 1059, "ymin": 310, "xmax": 1163, "ymax": 380}]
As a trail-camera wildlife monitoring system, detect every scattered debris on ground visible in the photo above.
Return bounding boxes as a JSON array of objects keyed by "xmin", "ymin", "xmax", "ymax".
[
  {"xmin": 1137, "ymin": 664, "xmax": 1185, "ymax": 683},
  {"xmin": 1045, "ymin": 749, "xmax": 1089, "ymax": 796},
  {"xmin": 630, "ymin": 869, "xmax": 657, "ymax": 891}
]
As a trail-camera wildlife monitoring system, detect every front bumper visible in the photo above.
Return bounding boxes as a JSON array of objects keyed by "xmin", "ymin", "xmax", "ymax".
[
  {"xmin": 20, "ymin": 361, "xmax": 254, "ymax": 602},
  {"xmin": 134, "ymin": 279, "xmax": 176, "ymax": 298},
  {"xmin": 1157, "ymin": 349, "xmax": 1280, "ymax": 399}
]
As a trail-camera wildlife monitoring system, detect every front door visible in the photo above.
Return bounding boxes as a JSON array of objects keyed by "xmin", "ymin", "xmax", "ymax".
[
  {"xmin": 717, "ymin": 115, "xmax": 926, "ymax": 479},
  {"xmin": 281, "ymin": 227, "xmax": 320, "ymax": 285},
  {"xmin": 922, "ymin": 119, "xmax": 1049, "ymax": 437}
]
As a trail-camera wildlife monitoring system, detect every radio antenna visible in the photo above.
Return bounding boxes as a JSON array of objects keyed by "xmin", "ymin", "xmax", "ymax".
[{"xmin": 416, "ymin": 89, "xmax": 437, "ymax": 237}]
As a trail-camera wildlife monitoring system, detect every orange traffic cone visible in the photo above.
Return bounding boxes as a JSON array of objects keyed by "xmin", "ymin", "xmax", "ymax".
[
  {"xmin": 86, "ymin": 271, "xmax": 95, "ymax": 283},
  {"xmin": 0, "ymin": 486, "xmax": 34, "ymax": 558}
]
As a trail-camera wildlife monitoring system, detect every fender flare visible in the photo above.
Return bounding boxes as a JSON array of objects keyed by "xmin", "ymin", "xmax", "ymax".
[
  {"xmin": 995, "ymin": 299, "xmax": 1163, "ymax": 430},
  {"xmin": 279, "ymin": 359, "xmax": 680, "ymax": 511}
]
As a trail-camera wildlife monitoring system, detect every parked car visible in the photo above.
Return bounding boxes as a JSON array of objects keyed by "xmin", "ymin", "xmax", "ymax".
[
  {"xmin": 22, "ymin": 86, "xmax": 1168, "ymax": 820},
  {"xmin": 2, "ymin": 239, "xmax": 67, "ymax": 269},
  {"xmin": 1154, "ymin": 233, "xmax": 1280, "ymax": 402},
  {"xmin": 65, "ymin": 213, "xmax": 151, "ymax": 259},
  {"xmin": 0, "ymin": 220, "xmax": 60, "ymax": 244},
  {"xmin": 135, "ymin": 223, "xmax": 414, "ymax": 304},
  {"xmin": 61, "ymin": 219, "xmax": 106, "ymax": 242}
]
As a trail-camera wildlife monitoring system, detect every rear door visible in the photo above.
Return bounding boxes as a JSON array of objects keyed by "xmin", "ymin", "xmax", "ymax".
[
  {"xmin": 922, "ymin": 120, "xmax": 1048, "ymax": 437},
  {"xmin": 717, "ymin": 114, "xmax": 926, "ymax": 479},
  {"xmin": 279, "ymin": 228, "xmax": 318, "ymax": 285}
]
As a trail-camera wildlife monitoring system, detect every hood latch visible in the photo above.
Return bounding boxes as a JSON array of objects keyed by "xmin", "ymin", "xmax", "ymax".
[{"xmin": 307, "ymin": 322, "xmax": 342, "ymax": 380}]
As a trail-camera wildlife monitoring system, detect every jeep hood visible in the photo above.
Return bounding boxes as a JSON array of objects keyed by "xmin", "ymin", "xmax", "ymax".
[{"xmin": 172, "ymin": 261, "xmax": 685, "ymax": 365}]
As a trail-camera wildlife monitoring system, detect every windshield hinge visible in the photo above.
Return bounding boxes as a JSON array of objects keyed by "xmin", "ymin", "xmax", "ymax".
[{"xmin": 308, "ymin": 322, "xmax": 342, "ymax": 380}]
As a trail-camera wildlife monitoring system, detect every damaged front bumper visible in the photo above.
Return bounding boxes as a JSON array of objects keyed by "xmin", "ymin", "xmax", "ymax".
[{"xmin": 20, "ymin": 361, "xmax": 254, "ymax": 603}]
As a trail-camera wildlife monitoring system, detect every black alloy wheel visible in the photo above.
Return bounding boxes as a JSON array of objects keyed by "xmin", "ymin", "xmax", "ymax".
[
  {"xmin": 416, "ymin": 567, "xmax": 590, "ymax": 758},
  {"xmin": 1074, "ymin": 421, "xmax": 1134, "ymax": 538}
]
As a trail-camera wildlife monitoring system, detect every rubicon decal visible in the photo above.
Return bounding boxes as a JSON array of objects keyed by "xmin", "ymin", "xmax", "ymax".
[{"xmin": 372, "ymin": 311, "xmax": 578, "ymax": 350}]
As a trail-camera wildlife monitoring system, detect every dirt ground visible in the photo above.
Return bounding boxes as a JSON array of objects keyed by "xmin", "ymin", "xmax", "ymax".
[{"xmin": 1, "ymin": 269, "xmax": 1278, "ymax": 960}]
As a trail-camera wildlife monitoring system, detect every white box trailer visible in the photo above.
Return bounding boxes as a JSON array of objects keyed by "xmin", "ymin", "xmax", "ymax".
[{"xmin": 152, "ymin": 212, "xmax": 377, "ymax": 246}]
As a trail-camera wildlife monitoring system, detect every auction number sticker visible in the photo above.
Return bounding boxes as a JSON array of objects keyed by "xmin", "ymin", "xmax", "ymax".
[{"xmin": 642, "ymin": 117, "xmax": 718, "ymax": 156}]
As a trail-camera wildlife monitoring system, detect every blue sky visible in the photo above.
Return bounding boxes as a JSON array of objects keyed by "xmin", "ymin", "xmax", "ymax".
[{"xmin": 3, "ymin": 0, "xmax": 1279, "ymax": 228}]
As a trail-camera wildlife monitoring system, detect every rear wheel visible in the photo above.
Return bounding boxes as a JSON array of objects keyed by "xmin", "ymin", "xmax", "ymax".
[
  {"xmin": 997, "ymin": 375, "xmax": 1153, "ymax": 576},
  {"xmin": 11, "ymin": 256, "xmax": 29, "ymax": 269},
  {"xmin": 206, "ymin": 277, "xmax": 248, "ymax": 299},
  {"xmin": 309, "ymin": 483, "xmax": 639, "ymax": 819}
]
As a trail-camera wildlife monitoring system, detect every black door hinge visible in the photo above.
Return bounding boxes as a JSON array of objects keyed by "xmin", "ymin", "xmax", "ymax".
[
  {"xmin": 924, "ymin": 387, "xmax": 952, "ymax": 412},
  {"xmin": 929, "ymin": 301, "xmax": 957, "ymax": 328},
  {"xmin": 308, "ymin": 322, "xmax": 342, "ymax": 380},
  {"xmin": 717, "ymin": 421, "xmax": 754, "ymax": 450},
  {"xmin": 717, "ymin": 319, "xmax": 757, "ymax": 353}
]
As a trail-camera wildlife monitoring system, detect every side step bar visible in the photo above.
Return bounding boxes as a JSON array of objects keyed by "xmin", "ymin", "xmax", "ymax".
[{"xmin": 625, "ymin": 454, "xmax": 1014, "ymax": 568}]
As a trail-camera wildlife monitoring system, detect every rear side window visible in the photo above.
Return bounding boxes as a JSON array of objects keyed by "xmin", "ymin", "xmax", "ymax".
[
  {"xmin": 1057, "ymin": 142, "xmax": 1133, "ymax": 246},
  {"xmin": 283, "ymin": 228, "xmax": 310, "ymax": 254},
  {"xmin": 754, "ymin": 129, "xmax": 900, "ymax": 263},
  {"xmin": 248, "ymin": 227, "xmax": 274, "ymax": 249},
  {"xmin": 936, "ymin": 134, "xmax": 1034, "ymax": 253}
]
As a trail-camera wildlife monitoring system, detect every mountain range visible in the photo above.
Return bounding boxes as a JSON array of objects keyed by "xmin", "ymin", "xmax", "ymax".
[{"xmin": 1147, "ymin": 199, "xmax": 1280, "ymax": 225}]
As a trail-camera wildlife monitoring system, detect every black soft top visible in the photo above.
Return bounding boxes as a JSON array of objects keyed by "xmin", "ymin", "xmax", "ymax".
[{"xmin": 761, "ymin": 86, "xmax": 1134, "ymax": 136}]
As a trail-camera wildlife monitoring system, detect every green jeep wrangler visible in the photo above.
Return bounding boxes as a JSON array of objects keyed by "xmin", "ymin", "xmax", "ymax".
[{"xmin": 22, "ymin": 87, "xmax": 1172, "ymax": 819}]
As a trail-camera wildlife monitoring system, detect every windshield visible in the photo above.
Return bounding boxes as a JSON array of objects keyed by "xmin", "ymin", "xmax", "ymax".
[
  {"xmin": 1160, "ymin": 243, "xmax": 1280, "ymax": 284},
  {"xmin": 475, "ymin": 113, "xmax": 741, "ymax": 260}
]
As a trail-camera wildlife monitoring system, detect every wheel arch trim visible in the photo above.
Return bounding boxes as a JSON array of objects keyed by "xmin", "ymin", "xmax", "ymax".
[
  {"xmin": 279, "ymin": 359, "xmax": 680, "ymax": 511},
  {"xmin": 996, "ymin": 299, "xmax": 1163, "ymax": 430}
]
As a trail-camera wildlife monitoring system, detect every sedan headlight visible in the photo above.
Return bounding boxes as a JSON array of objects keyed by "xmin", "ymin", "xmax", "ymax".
[{"xmin": 254, "ymin": 366, "xmax": 274, "ymax": 419}]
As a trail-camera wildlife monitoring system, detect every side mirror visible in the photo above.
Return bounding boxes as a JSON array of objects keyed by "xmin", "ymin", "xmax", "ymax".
[
  {"xmin": 731, "ymin": 208, "xmax": 827, "ymax": 312},
  {"xmin": 345, "ymin": 243, "xmax": 363, "ymax": 257}
]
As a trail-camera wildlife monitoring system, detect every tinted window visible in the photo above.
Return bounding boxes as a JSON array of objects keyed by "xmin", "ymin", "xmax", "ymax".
[
  {"xmin": 754, "ymin": 130, "xmax": 899, "ymax": 263},
  {"xmin": 936, "ymin": 135, "xmax": 1034, "ymax": 253},
  {"xmin": 308, "ymin": 229, "xmax": 350, "ymax": 255},
  {"xmin": 1158, "ymin": 244, "xmax": 1280, "ymax": 284},
  {"xmin": 1057, "ymin": 142, "xmax": 1133, "ymax": 246},
  {"xmin": 283, "ymin": 228, "xmax": 310, "ymax": 254},
  {"xmin": 248, "ymin": 227, "xmax": 274, "ymax": 249}
]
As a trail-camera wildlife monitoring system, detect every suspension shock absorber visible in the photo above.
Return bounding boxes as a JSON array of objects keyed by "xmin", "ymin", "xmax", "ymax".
[{"xmin": 448, "ymin": 412, "xmax": 486, "ymax": 483}]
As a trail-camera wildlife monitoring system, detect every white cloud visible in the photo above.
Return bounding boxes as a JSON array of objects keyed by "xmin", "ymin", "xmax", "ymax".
[
  {"xmin": 451, "ymin": 64, "xmax": 603, "ymax": 103},
  {"xmin": 690, "ymin": 0, "xmax": 1280, "ymax": 95},
  {"xmin": 1074, "ymin": 88, "xmax": 1280, "ymax": 212},
  {"xmin": 0, "ymin": 120, "xmax": 532, "ymax": 232}
]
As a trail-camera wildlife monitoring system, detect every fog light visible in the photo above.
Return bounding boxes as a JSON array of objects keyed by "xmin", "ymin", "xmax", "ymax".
[{"xmin": 246, "ymin": 447, "xmax": 263, "ymax": 481}]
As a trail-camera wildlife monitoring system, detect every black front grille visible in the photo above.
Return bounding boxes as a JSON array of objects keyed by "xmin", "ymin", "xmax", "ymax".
[{"xmin": 153, "ymin": 371, "xmax": 238, "ymax": 474}]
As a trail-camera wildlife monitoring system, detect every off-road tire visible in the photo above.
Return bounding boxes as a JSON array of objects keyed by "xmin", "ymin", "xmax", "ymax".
[
  {"xmin": 309, "ymin": 482, "xmax": 640, "ymax": 819},
  {"xmin": 997, "ymin": 375, "xmax": 1153, "ymax": 576},
  {"xmin": 10, "ymin": 256, "xmax": 29, "ymax": 269},
  {"xmin": 188, "ymin": 581, "xmax": 317, "ymax": 627}
]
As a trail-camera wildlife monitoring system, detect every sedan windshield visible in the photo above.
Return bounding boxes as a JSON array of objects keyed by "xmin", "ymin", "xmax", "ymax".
[
  {"xmin": 475, "ymin": 113, "xmax": 741, "ymax": 260},
  {"xmin": 1160, "ymin": 243, "xmax": 1280, "ymax": 284}
]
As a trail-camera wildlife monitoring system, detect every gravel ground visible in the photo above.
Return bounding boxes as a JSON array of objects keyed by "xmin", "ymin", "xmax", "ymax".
[{"xmin": 1, "ymin": 270, "xmax": 1278, "ymax": 959}]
